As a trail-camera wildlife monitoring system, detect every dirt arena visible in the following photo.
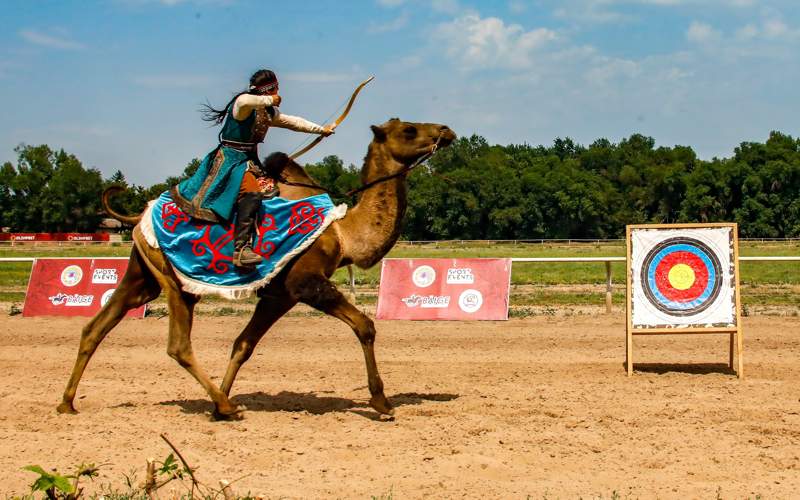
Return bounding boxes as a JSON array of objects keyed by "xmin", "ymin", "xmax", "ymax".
[{"xmin": 1, "ymin": 309, "xmax": 799, "ymax": 498}]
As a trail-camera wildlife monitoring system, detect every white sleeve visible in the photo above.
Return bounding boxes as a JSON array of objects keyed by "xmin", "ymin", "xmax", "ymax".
[
  {"xmin": 232, "ymin": 94, "xmax": 274, "ymax": 120},
  {"xmin": 269, "ymin": 109, "xmax": 326, "ymax": 134}
]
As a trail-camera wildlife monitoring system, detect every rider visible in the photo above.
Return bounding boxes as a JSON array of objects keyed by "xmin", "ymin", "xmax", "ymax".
[{"xmin": 171, "ymin": 69, "xmax": 333, "ymax": 269}]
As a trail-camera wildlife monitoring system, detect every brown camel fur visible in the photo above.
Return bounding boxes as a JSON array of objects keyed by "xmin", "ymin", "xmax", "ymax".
[{"xmin": 57, "ymin": 119, "xmax": 456, "ymax": 419}]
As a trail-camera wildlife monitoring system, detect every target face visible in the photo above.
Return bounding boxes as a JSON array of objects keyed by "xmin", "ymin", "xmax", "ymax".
[
  {"xmin": 641, "ymin": 237, "xmax": 722, "ymax": 316},
  {"xmin": 630, "ymin": 226, "xmax": 737, "ymax": 328}
]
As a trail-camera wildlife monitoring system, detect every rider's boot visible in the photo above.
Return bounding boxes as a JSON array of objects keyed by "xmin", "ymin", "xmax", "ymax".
[{"xmin": 232, "ymin": 192, "xmax": 263, "ymax": 269}]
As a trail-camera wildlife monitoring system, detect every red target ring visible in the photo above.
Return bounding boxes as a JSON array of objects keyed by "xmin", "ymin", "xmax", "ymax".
[{"xmin": 653, "ymin": 251, "xmax": 709, "ymax": 302}]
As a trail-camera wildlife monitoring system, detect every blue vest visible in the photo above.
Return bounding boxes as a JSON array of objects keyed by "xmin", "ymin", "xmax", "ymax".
[{"xmin": 171, "ymin": 103, "xmax": 272, "ymax": 223}]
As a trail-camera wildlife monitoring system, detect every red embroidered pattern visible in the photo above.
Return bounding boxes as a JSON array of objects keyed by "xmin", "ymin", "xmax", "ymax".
[
  {"xmin": 158, "ymin": 195, "xmax": 324, "ymax": 276},
  {"xmin": 288, "ymin": 202, "xmax": 325, "ymax": 235},
  {"xmin": 254, "ymin": 213, "xmax": 277, "ymax": 258},
  {"xmin": 161, "ymin": 202, "xmax": 191, "ymax": 232},
  {"xmin": 191, "ymin": 224, "xmax": 235, "ymax": 274}
]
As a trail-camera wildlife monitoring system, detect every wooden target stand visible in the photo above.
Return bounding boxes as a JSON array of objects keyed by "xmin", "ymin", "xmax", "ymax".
[{"xmin": 625, "ymin": 223, "xmax": 744, "ymax": 378}]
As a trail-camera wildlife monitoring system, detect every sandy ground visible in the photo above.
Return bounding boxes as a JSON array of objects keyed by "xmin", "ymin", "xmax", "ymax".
[{"xmin": 1, "ymin": 310, "xmax": 799, "ymax": 499}]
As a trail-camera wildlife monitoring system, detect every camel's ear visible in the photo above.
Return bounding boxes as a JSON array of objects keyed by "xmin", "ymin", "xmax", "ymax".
[{"xmin": 371, "ymin": 125, "xmax": 387, "ymax": 143}]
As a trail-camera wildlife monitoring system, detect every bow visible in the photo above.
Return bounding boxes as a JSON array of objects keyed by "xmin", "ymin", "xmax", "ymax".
[{"xmin": 289, "ymin": 76, "xmax": 375, "ymax": 160}]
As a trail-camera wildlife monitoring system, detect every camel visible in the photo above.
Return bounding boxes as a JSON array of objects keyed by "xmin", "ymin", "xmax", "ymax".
[{"xmin": 57, "ymin": 118, "xmax": 456, "ymax": 419}]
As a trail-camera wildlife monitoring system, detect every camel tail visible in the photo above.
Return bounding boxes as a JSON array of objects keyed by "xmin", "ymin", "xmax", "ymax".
[{"xmin": 102, "ymin": 186, "xmax": 143, "ymax": 226}]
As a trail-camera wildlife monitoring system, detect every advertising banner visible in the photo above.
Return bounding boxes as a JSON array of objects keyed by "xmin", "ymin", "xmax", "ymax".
[
  {"xmin": 22, "ymin": 258, "xmax": 146, "ymax": 318},
  {"xmin": 0, "ymin": 233, "xmax": 110, "ymax": 242},
  {"xmin": 376, "ymin": 258, "xmax": 511, "ymax": 320}
]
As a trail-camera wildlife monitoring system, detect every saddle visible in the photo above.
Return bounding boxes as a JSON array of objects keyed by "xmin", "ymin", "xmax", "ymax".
[{"xmin": 140, "ymin": 191, "xmax": 347, "ymax": 299}]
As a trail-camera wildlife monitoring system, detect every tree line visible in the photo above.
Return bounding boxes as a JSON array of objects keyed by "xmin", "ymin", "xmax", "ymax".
[{"xmin": 1, "ymin": 131, "xmax": 798, "ymax": 238}]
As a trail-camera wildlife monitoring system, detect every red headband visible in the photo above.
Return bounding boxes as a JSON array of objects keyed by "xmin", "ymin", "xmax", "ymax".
[{"xmin": 251, "ymin": 80, "xmax": 278, "ymax": 95}]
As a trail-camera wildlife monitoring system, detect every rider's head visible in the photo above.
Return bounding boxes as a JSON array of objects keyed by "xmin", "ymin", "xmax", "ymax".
[{"xmin": 249, "ymin": 69, "xmax": 279, "ymax": 96}]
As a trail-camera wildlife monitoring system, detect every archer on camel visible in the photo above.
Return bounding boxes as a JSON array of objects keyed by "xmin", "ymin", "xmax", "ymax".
[{"xmin": 172, "ymin": 69, "xmax": 334, "ymax": 269}]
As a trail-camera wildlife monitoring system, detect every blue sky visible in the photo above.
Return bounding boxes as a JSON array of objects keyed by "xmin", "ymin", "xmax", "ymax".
[{"xmin": 1, "ymin": 0, "xmax": 798, "ymax": 185}]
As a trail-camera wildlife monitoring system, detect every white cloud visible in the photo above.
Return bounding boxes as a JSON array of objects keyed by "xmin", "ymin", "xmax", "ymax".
[
  {"xmin": 376, "ymin": 0, "xmax": 460, "ymax": 13},
  {"xmin": 686, "ymin": 21, "xmax": 721, "ymax": 43},
  {"xmin": 432, "ymin": 0, "xmax": 461, "ymax": 14},
  {"xmin": 585, "ymin": 57, "xmax": 641, "ymax": 85},
  {"xmin": 132, "ymin": 75, "xmax": 215, "ymax": 88},
  {"xmin": 509, "ymin": 1, "xmax": 527, "ymax": 14},
  {"xmin": 736, "ymin": 24, "xmax": 759, "ymax": 40},
  {"xmin": 142, "ymin": 0, "xmax": 233, "ymax": 5},
  {"xmin": 19, "ymin": 29, "xmax": 86, "ymax": 50},
  {"xmin": 281, "ymin": 72, "xmax": 356, "ymax": 84},
  {"xmin": 732, "ymin": 15, "xmax": 798, "ymax": 43},
  {"xmin": 763, "ymin": 18, "xmax": 789, "ymax": 38},
  {"xmin": 552, "ymin": 0, "xmax": 761, "ymax": 25},
  {"xmin": 435, "ymin": 14, "xmax": 557, "ymax": 71},
  {"xmin": 368, "ymin": 12, "xmax": 411, "ymax": 33},
  {"xmin": 388, "ymin": 54, "xmax": 424, "ymax": 72}
]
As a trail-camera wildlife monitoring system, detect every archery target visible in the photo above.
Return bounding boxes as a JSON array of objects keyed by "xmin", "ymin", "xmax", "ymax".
[{"xmin": 631, "ymin": 227, "xmax": 736, "ymax": 328}]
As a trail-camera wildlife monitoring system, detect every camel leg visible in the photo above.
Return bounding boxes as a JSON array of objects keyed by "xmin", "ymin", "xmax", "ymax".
[
  {"xmin": 289, "ymin": 274, "xmax": 394, "ymax": 416},
  {"xmin": 58, "ymin": 247, "xmax": 161, "ymax": 414},
  {"xmin": 162, "ymin": 288, "xmax": 239, "ymax": 419},
  {"xmin": 219, "ymin": 293, "xmax": 297, "ymax": 397}
]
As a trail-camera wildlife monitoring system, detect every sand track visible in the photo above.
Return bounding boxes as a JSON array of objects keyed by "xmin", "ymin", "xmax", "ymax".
[{"xmin": 1, "ymin": 314, "xmax": 799, "ymax": 498}]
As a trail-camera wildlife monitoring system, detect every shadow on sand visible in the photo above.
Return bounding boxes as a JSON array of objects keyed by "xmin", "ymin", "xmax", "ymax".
[
  {"xmin": 160, "ymin": 391, "xmax": 459, "ymax": 419},
  {"xmin": 630, "ymin": 362, "xmax": 736, "ymax": 376}
]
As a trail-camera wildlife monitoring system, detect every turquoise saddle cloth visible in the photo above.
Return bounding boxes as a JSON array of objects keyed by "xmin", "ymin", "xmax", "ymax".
[{"xmin": 151, "ymin": 191, "xmax": 339, "ymax": 289}]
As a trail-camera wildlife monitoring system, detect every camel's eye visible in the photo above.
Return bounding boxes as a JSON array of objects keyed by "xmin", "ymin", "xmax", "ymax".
[{"xmin": 403, "ymin": 126, "xmax": 417, "ymax": 138}]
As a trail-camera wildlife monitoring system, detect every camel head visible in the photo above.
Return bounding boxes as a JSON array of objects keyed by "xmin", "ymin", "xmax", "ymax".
[{"xmin": 370, "ymin": 118, "xmax": 456, "ymax": 168}]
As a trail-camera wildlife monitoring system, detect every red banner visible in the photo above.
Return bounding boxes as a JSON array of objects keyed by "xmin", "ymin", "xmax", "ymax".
[
  {"xmin": 0, "ymin": 233, "xmax": 110, "ymax": 242},
  {"xmin": 376, "ymin": 258, "xmax": 511, "ymax": 321},
  {"xmin": 23, "ymin": 258, "xmax": 146, "ymax": 318}
]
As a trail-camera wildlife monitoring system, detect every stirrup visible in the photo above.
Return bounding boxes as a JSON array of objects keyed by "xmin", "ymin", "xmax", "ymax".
[{"xmin": 233, "ymin": 247, "xmax": 262, "ymax": 268}]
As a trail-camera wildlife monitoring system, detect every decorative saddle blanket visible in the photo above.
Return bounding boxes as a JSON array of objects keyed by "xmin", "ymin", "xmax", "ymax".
[{"xmin": 140, "ymin": 191, "xmax": 347, "ymax": 299}]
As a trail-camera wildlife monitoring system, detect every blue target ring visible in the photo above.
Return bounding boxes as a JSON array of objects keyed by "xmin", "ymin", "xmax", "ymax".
[{"xmin": 641, "ymin": 237, "xmax": 722, "ymax": 316}]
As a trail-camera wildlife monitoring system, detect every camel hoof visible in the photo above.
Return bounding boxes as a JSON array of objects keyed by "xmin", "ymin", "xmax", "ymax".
[
  {"xmin": 369, "ymin": 394, "xmax": 395, "ymax": 416},
  {"xmin": 211, "ymin": 406, "xmax": 243, "ymax": 422},
  {"xmin": 56, "ymin": 402, "xmax": 78, "ymax": 415}
]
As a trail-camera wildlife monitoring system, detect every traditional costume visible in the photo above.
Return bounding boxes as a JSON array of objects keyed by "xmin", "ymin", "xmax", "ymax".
[{"xmin": 172, "ymin": 74, "xmax": 328, "ymax": 268}]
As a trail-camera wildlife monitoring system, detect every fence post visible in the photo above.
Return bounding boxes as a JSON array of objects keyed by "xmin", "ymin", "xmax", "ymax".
[
  {"xmin": 605, "ymin": 261, "xmax": 613, "ymax": 314},
  {"xmin": 348, "ymin": 265, "xmax": 356, "ymax": 301}
]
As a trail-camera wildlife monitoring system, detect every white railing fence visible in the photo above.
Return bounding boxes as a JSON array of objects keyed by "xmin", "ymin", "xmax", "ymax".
[{"xmin": 2, "ymin": 256, "xmax": 797, "ymax": 313}]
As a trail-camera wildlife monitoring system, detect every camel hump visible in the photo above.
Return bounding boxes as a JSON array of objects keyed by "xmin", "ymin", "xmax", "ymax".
[
  {"xmin": 263, "ymin": 152, "xmax": 289, "ymax": 177},
  {"xmin": 102, "ymin": 186, "xmax": 144, "ymax": 226}
]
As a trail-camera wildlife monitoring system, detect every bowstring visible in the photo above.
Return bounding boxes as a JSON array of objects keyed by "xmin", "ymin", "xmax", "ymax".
[{"xmin": 286, "ymin": 94, "xmax": 351, "ymax": 158}]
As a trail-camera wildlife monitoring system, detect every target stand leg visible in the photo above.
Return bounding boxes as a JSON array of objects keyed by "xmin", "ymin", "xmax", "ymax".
[
  {"xmin": 626, "ymin": 328, "xmax": 633, "ymax": 376},
  {"xmin": 729, "ymin": 333, "xmax": 735, "ymax": 371},
  {"xmin": 736, "ymin": 328, "xmax": 744, "ymax": 379}
]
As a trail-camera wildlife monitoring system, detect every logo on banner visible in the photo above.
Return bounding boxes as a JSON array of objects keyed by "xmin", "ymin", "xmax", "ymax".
[
  {"xmin": 412, "ymin": 265, "xmax": 436, "ymax": 288},
  {"xmin": 60, "ymin": 265, "xmax": 83, "ymax": 287},
  {"xmin": 101, "ymin": 288, "xmax": 116, "ymax": 307},
  {"xmin": 92, "ymin": 268, "xmax": 119, "ymax": 284},
  {"xmin": 48, "ymin": 293, "xmax": 94, "ymax": 306},
  {"xmin": 447, "ymin": 267, "xmax": 475, "ymax": 284},
  {"xmin": 458, "ymin": 289, "xmax": 483, "ymax": 313},
  {"xmin": 401, "ymin": 294, "xmax": 451, "ymax": 308}
]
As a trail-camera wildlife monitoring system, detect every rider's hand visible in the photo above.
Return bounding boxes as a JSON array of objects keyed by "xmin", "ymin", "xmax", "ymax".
[
  {"xmin": 321, "ymin": 125, "xmax": 335, "ymax": 137},
  {"xmin": 269, "ymin": 94, "xmax": 282, "ymax": 107}
]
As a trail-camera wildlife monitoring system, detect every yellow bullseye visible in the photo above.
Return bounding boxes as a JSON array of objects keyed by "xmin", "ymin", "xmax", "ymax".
[{"xmin": 668, "ymin": 264, "xmax": 695, "ymax": 290}]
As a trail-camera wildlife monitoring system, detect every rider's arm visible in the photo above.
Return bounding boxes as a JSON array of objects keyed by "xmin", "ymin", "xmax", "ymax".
[
  {"xmin": 269, "ymin": 109, "xmax": 327, "ymax": 134},
  {"xmin": 232, "ymin": 94, "xmax": 275, "ymax": 120}
]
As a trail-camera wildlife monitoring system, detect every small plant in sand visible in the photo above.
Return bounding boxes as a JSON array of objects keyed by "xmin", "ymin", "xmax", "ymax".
[
  {"xmin": 21, "ymin": 462, "xmax": 100, "ymax": 499},
  {"xmin": 19, "ymin": 434, "xmax": 256, "ymax": 499}
]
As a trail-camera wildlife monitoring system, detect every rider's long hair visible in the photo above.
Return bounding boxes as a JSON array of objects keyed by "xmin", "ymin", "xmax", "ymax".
[{"xmin": 200, "ymin": 69, "xmax": 278, "ymax": 125}]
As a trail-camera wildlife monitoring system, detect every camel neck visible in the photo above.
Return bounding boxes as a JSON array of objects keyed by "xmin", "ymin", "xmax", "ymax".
[{"xmin": 339, "ymin": 143, "xmax": 408, "ymax": 269}]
